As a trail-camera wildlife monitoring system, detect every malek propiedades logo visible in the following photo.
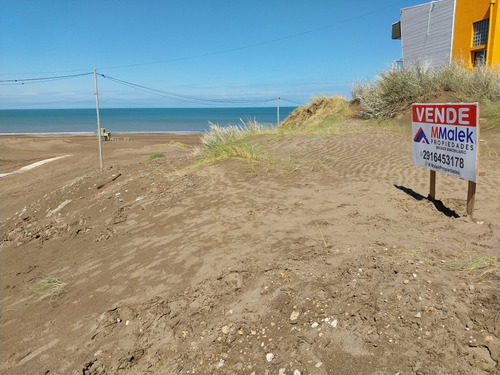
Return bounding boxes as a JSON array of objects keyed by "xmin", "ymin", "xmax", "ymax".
[{"xmin": 413, "ymin": 127, "xmax": 429, "ymax": 144}]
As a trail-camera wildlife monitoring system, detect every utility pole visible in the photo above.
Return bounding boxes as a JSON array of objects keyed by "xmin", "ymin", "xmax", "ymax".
[
  {"xmin": 277, "ymin": 96, "xmax": 280, "ymax": 126},
  {"xmin": 94, "ymin": 68, "xmax": 103, "ymax": 169}
]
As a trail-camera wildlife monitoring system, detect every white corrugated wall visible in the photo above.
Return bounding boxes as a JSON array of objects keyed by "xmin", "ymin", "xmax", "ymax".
[{"xmin": 401, "ymin": 0, "xmax": 455, "ymax": 69}]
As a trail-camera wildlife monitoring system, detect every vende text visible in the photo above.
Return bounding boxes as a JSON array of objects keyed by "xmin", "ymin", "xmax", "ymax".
[{"xmin": 412, "ymin": 104, "xmax": 477, "ymax": 126}]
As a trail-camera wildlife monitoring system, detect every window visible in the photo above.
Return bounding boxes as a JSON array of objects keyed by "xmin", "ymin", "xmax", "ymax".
[
  {"xmin": 472, "ymin": 19, "xmax": 489, "ymax": 47},
  {"xmin": 472, "ymin": 49, "xmax": 487, "ymax": 66}
]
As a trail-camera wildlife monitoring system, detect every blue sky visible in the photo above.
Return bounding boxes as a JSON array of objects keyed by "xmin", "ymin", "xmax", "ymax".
[{"xmin": 0, "ymin": 0, "xmax": 424, "ymax": 109}]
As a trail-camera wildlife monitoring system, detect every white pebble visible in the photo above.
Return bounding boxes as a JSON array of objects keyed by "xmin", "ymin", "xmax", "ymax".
[
  {"xmin": 266, "ymin": 353, "xmax": 274, "ymax": 362},
  {"xmin": 311, "ymin": 322, "xmax": 319, "ymax": 328},
  {"xmin": 290, "ymin": 311, "xmax": 300, "ymax": 321}
]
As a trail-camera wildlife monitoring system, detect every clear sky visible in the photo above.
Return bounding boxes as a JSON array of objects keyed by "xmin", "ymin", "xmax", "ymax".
[{"xmin": 0, "ymin": 0, "xmax": 425, "ymax": 109}]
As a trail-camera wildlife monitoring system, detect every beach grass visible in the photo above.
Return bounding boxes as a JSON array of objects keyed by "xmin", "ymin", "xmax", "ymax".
[
  {"xmin": 481, "ymin": 100, "xmax": 500, "ymax": 131},
  {"xmin": 405, "ymin": 250, "xmax": 500, "ymax": 279},
  {"xmin": 352, "ymin": 61, "xmax": 500, "ymax": 119},
  {"xmin": 191, "ymin": 120, "xmax": 306, "ymax": 175},
  {"xmin": 168, "ymin": 140, "xmax": 187, "ymax": 148},
  {"xmin": 196, "ymin": 121, "xmax": 273, "ymax": 164},
  {"xmin": 278, "ymin": 96, "xmax": 352, "ymax": 134},
  {"xmin": 31, "ymin": 277, "xmax": 67, "ymax": 301}
]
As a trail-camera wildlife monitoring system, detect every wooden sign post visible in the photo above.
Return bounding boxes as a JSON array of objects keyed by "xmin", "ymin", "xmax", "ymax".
[
  {"xmin": 429, "ymin": 170, "xmax": 436, "ymax": 201},
  {"xmin": 466, "ymin": 180, "xmax": 476, "ymax": 216}
]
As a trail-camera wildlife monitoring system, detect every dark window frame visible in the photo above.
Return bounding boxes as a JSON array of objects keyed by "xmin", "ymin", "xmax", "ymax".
[{"xmin": 472, "ymin": 19, "xmax": 489, "ymax": 47}]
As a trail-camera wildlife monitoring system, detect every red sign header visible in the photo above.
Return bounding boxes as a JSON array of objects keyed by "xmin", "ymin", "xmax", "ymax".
[{"xmin": 412, "ymin": 103, "xmax": 477, "ymax": 127}]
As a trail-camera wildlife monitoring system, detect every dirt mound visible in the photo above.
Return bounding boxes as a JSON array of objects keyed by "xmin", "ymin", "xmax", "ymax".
[
  {"xmin": 280, "ymin": 96, "xmax": 351, "ymax": 129},
  {"xmin": 1, "ymin": 131, "xmax": 499, "ymax": 374}
]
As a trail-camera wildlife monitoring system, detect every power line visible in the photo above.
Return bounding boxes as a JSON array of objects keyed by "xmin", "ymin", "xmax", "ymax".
[
  {"xmin": 0, "ymin": 72, "xmax": 93, "ymax": 85},
  {"xmin": 99, "ymin": 73, "xmax": 277, "ymax": 106},
  {"xmin": 1, "ymin": 70, "xmax": 303, "ymax": 107},
  {"xmin": 279, "ymin": 98, "xmax": 304, "ymax": 106}
]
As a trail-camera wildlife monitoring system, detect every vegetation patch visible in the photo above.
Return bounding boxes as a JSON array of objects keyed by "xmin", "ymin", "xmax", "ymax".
[
  {"xmin": 168, "ymin": 141, "xmax": 187, "ymax": 148},
  {"xmin": 196, "ymin": 121, "xmax": 272, "ymax": 164},
  {"xmin": 406, "ymin": 250, "xmax": 500, "ymax": 280},
  {"xmin": 279, "ymin": 96, "xmax": 351, "ymax": 132},
  {"xmin": 201, "ymin": 120, "xmax": 270, "ymax": 148},
  {"xmin": 147, "ymin": 153, "xmax": 165, "ymax": 161},
  {"xmin": 352, "ymin": 62, "xmax": 500, "ymax": 118},
  {"xmin": 481, "ymin": 100, "xmax": 500, "ymax": 131},
  {"xmin": 31, "ymin": 277, "xmax": 67, "ymax": 301}
]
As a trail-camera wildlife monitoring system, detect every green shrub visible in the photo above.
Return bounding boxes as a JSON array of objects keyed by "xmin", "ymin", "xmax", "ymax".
[{"xmin": 352, "ymin": 62, "xmax": 500, "ymax": 118}]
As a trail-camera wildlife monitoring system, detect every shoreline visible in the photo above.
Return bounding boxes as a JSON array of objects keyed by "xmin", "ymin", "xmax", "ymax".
[{"xmin": 0, "ymin": 131, "xmax": 204, "ymax": 136}]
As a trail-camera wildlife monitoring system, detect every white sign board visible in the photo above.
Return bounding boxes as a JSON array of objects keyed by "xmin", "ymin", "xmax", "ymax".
[{"xmin": 412, "ymin": 103, "xmax": 478, "ymax": 182}]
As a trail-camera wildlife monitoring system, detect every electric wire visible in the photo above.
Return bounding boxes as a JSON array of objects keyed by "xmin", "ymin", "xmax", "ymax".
[
  {"xmin": 279, "ymin": 98, "xmax": 303, "ymax": 106},
  {"xmin": 99, "ymin": 73, "xmax": 280, "ymax": 106},
  {"xmin": 1, "ymin": 70, "xmax": 302, "ymax": 107},
  {"xmin": 0, "ymin": 72, "xmax": 93, "ymax": 85}
]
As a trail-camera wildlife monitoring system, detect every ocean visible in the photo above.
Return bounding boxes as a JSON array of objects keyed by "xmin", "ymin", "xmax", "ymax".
[{"xmin": 0, "ymin": 107, "xmax": 297, "ymax": 135}]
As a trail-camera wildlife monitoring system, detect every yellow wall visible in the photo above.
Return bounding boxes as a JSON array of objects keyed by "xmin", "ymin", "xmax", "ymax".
[
  {"xmin": 452, "ymin": 0, "xmax": 500, "ymax": 68},
  {"xmin": 488, "ymin": 0, "xmax": 500, "ymax": 67}
]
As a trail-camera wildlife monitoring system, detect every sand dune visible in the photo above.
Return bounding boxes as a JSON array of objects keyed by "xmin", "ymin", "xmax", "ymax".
[{"xmin": 1, "ymin": 128, "xmax": 499, "ymax": 374}]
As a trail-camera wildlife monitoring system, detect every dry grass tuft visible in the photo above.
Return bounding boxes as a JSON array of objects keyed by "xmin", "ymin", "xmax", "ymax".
[
  {"xmin": 195, "ymin": 120, "xmax": 274, "ymax": 166},
  {"xmin": 279, "ymin": 96, "xmax": 351, "ymax": 131},
  {"xmin": 406, "ymin": 250, "xmax": 499, "ymax": 280},
  {"xmin": 201, "ymin": 120, "xmax": 269, "ymax": 149},
  {"xmin": 31, "ymin": 277, "xmax": 67, "ymax": 301}
]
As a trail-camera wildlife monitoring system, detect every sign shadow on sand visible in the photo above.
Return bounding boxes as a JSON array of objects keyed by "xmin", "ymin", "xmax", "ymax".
[{"xmin": 394, "ymin": 185, "xmax": 459, "ymax": 218}]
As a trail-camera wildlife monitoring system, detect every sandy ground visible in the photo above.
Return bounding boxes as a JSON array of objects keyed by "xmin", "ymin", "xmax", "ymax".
[{"xmin": 0, "ymin": 128, "xmax": 499, "ymax": 375}]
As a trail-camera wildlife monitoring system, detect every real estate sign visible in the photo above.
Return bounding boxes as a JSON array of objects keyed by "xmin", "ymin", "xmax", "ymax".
[{"xmin": 412, "ymin": 103, "xmax": 478, "ymax": 182}]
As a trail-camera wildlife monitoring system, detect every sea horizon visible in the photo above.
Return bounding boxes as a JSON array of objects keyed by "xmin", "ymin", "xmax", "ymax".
[{"xmin": 0, "ymin": 107, "xmax": 297, "ymax": 135}]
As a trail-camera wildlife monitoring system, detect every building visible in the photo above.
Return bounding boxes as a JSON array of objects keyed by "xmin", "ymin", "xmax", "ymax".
[{"xmin": 392, "ymin": 0, "xmax": 499, "ymax": 69}]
